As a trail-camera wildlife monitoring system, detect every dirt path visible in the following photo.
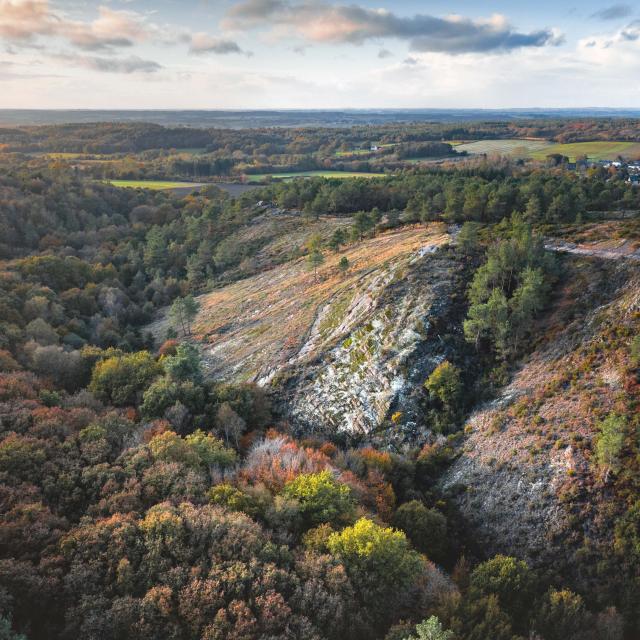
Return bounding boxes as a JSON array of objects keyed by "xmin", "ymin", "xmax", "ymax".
[{"xmin": 545, "ymin": 239, "xmax": 640, "ymax": 261}]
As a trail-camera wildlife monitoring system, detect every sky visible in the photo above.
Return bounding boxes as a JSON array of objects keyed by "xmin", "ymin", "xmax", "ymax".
[{"xmin": 1, "ymin": 0, "xmax": 640, "ymax": 109}]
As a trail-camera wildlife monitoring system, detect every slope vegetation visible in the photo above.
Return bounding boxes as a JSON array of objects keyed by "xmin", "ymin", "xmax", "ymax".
[
  {"xmin": 442, "ymin": 255, "xmax": 640, "ymax": 603},
  {"xmin": 152, "ymin": 222, "xmax": 460, "ymax": 439}
]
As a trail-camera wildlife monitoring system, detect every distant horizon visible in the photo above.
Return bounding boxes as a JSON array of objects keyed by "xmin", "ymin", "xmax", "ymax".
[
  {"xmin": 2, "ymin": 107, "xmax": 640, "ymax": 112},
  {"xmin": 3, "ymin": 106, "xmax": 640, "ymax": 129}
]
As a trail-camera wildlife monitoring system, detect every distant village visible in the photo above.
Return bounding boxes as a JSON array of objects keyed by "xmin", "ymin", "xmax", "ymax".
[{"xmin": 562, "ymin": 157, "xmax": 640, "ymax": 184}]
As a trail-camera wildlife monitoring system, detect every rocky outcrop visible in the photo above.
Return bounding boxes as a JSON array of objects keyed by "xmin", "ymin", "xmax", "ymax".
[
  {"xmin": 282, "ymin": 246, "xmax": 459, "ymax": 440},
  {"xmin": 149, "ymin": 223, "xmax": 463, "ymax": 443}
]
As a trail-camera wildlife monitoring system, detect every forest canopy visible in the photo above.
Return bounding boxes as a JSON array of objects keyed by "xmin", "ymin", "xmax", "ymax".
[{"xmin": 0, "ymin": 127, "xmax": 638, "ymax": 640}]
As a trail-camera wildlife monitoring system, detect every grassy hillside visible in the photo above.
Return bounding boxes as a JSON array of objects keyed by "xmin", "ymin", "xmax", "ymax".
[{"xmin": 150, "ymin": 223, "xmax": 451, "ymax": 384}]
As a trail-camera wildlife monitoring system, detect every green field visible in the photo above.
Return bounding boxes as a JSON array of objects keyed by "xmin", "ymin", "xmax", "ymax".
[
  {"xmin": 529, "ymin": 141, "xmax": 640, "ymax": 161},
  {"xmin": 334, "ymin": 149, "xmax": 372, "ymax": 157},
  {"xmin": 46, "ymin": 152, "xmax": 91, "ymax": 159},
  {"xmin": 455, "ymin": 139, "xmax": 640, "ymax": 161},
  {"xmin": 334, "ymin": 143, "xmax": 395, "ymax": 157},
  {"xmin": 39, "ymin": 152, "xmax": 113, "ymax": 160},
  {"xmin": 108, "ymin": 180, "xmax": 205, "ymax": 190},
  {"xmin": 245, "ymin": 170, "xmax": 386, "ymax": 182},
  {"xmin": 455, "ymin": 139, "xmax": 552, "ymax": 156},
  {"xmin": 444, "ymin": 140, "xmax": 470, "ymax": 146}
]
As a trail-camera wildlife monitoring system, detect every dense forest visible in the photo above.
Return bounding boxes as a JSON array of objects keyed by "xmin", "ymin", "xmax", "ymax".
[
  {"xmin": 4, "ymin": 118, "xmax": 640, "ymax": 185},
  {"xmin": 0, "ymin": 141, "xmax": 639, "ymax": 640},
  {"xmin": 5, "ymin": 118, "xmax": 640, "ymax": 155}
]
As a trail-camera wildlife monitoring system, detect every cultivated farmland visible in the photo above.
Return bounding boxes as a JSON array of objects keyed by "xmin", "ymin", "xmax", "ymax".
[
  {"xmin": 529, "ymin": 140, "xmax": 640, "ymax": 161},
  {"xmin": 454, "ymin": 139, "xmax": 551, "ymax": 156}
]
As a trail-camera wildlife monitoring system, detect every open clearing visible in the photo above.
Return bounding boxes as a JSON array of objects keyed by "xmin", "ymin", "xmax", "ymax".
[
  {"xmin": 43, "ymin": 152, "xmax": 113, "ymax": 159},
  {"xmin": 108, "ymin": 179, "xmax": 206, "ymax": 190},
  {"xmin": 529, "ymin": 141, "xmax": 640, "ymax": 161},
  {"xmin": 244, "ymin": 170, "xmax": 386, "ymax": 182},
  {"xmin": 455, "ymin": 139, "xmax": 552, "ymax": 156},
  {"xmin": 334, "ymin": 143, "xmax": 396, "ymax": 157},
  {"xmin": 334, "ymin": 149, "xmax": 372, "ymax": 157},
  {"xmin": 108, "ymin": 179, "xmax": 257, "ymax": 196}
]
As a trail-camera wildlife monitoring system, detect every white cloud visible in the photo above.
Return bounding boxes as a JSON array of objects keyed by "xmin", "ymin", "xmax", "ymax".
[
  {"xmin": 0, "ymin": 0, "xmax": 56, "ymax": 41},
  {"xmin": 0, "ymin": 0, "xmax": 244, "ymax": 58},
  {"xmin": 590, "ymin": 4, "xmax": 633, "ymax": 21},
  {"xmin": 224, "ymin": 1, "xmax": 562, "ymax": 54},
  {"xmin": 577, "ymin": 19, "xmax": 640, "ymax": 66},
  {"xmin": 188, "ymin": 32, "xmax": 248, "ymax": 55},
  {"xmin": 64, "ymin": 7, "xmax": 151, "ymax": 50},
  {"xmin": 0, "ymin": 1, "xmax": 153, "ymax": 49},
  {"xmin": 55, "ymin": 53, "xmax": 162, "ymax": 73}
]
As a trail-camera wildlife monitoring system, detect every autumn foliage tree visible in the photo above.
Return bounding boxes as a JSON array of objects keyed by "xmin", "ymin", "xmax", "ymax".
[
  {"xmin": 89, "ymin": 351, "xmax": 162, "ymax": 405},
  {"xmin": 327, "ymin": 518, "xmax": 424, "ymax": 622},
  {"xmin": 282, "ymin": 470, "xmax": 354, "ymax": 529}
]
